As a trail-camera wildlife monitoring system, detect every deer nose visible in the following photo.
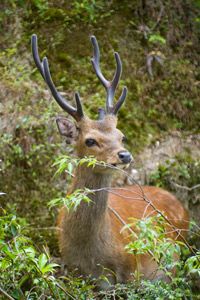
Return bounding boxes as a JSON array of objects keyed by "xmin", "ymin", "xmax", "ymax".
[{"xmin": 118, "ymin": 151, "xmax": 132, "ymax": 164}]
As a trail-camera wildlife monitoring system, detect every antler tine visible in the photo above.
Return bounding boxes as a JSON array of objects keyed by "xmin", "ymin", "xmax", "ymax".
[
  {"xmin": 112, "ymin": 86, "xmax": 127, "ymax": 115},
  {"xmin": 91, "ymin": 35, "xmax": 126, "ymax": 115},
  {"xmin": 31, "ymin": 34, "xmax": 46, "ymax": 80},
  {"xmin": 90, "ymin": 36, "xmax": 109, "ymax": 89},
  {"xmin": 75, "ymin": 92, "xmax": 84, "ymax": 118},
  {"xmin": 42, "ymin": 57, "xmax": 78, "ymax": 118},
  {"xmin": 31, "ymin": 34, "xmax": 84, "ymax": 122},
  {"xmin": 98, "ymin": 108, "xmax": 106, "ymax": 120}
]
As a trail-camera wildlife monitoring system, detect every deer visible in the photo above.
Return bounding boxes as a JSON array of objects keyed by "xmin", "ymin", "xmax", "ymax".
[{"xmin": 31, "ymin": 34, "xmax": 189, "ymax": 289}]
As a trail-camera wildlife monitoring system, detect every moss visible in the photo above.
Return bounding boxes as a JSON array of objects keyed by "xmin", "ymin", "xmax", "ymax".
[{"xmin": 42, "ymin": 7, "xmax": 67, "ymax": 21}]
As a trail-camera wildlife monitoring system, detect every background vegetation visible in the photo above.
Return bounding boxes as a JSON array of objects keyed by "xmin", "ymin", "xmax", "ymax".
[{"xmin": 0, "ymin": 0, "xmax": 200, "ymax": 298}]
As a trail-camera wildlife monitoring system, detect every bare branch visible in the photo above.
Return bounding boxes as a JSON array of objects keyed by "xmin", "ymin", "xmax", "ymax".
[
  {"xmin": 0, "ymin": 286, "xmax": 15, "ymax": 300},
  {"xmin": 171, "ymin": 181, "xmax": 200, "ymax": 191}
]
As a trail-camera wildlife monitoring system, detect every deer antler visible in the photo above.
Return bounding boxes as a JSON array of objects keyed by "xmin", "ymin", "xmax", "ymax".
[
  {"xmin": 31, "ymin": 34, "xmax": 84, "ymax": 122},
  {"xmin": 90, "ymin": 36, "xmax": 127, "ymax": 115}
]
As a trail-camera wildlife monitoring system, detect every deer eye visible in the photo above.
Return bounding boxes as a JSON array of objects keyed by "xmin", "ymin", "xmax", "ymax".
[
  {"xmin": 85, "ymin": 138, "xmax": 97, "ymax": 147},
  {"xmin": 122, "ymin": 136, "xmax": 127, "ymax": 143}
]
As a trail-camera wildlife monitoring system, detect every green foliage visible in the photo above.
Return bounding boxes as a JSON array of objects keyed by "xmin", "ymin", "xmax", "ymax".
[
  {"xmin": 125, "ymin": 215, "xmax": 180, "ymax": 261},
  {"xmin": 0, "ymin": 44, "xmax": 63, "ymax": 252},
  {"xmin": 72, "ymin": 0, "xmax": 104, "ymax": 24},
  {"xmin": 149, "ymin": 34, "xmax": 166, "ymax": 45},
  {"xmin": 49, "ymin": 188, "xmax": 92, "ymax": 211},
  {"xmin": 31, "ymin": 0, "xmax": 49, "ymax": 15},
  {"xmin": 125, "ymin": 279, "xmax": 191, "ymax": 300},
  {"xmin": 53, "ymin": 155, "xmax": 104, "ymax": 177},
  {"xmin": 0, "ymin": 209, "xmax": 98, "ymax": 299},
  {"xmin": 49, "ymin": 155, "xmax": 108, "ymax": 211},
  {"xmin": 0, "ymin": 210, "xmax": 60, "ymax": 299},
  {"xmin": 149, "ymin": 155, "xmax": 200, "ymax": 189},
  {"xmin": 185, "ymin": 252, "xmax": 200, "ymax": 277},
  {"xmin": 1, "ymin": 207, "xmax": 199, "ymax": 299},
  {"xmin": 124, "ymin": 215, "xmax": 199, "ymax": 299},
  {"xmin": 149, "ymin": 154, "xmax": 200, "ymax": 252}
]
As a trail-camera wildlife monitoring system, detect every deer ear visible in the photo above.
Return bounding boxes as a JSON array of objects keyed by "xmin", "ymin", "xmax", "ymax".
[{"xmin": 56, "ymin": 117, "xmax": 78, "ymax": 144}]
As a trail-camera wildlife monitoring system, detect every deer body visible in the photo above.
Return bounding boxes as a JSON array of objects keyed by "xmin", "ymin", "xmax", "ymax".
[
  {"xmin": 32, "ymin": 35, "xmax": 189, "ymax": 288},
  {"xmin": 57, "ymin": 166, "xmax": 189, "ymax": 285}
]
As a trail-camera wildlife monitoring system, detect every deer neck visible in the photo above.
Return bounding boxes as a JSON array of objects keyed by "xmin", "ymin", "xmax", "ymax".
[{"xmin": 67, "ymin": 166, "xmax": 112, "ymax": 238}]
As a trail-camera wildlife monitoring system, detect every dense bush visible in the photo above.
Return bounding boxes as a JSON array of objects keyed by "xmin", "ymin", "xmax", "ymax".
[{"xmin": 149, "ymin": 154, "xmax": 200, "ymax": 248}]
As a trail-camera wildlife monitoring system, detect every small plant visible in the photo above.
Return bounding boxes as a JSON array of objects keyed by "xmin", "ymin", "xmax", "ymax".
[
  {"xmin": 149, "ymin": 155, "xmax": 200, "ymax": 190},
  {"xmin": 0, "ymin": 208, "xmax": 96, "ymax": 299},
  {"xmin": 124, "ymin": 215, "xmax": 185, "ymax": 282},
  {"xmin": 49, "ymin": 155, "xmax": 107, "ymax": 211},
  {"xmin": 185, "ymin": 251, "xmax": 200, "ymax": 277},
  {"xmin": 148, "ymin": 34, "xmax": 166, "ymax": 45},
  {"xmin": 72, "ymin": 0, "xmax": 105, "ymax": 24},
  {"xmin": 32, "ymin": 0, "xmax": 49, "ymax": 16},
  {"xmin": 53, "ymin": 155, "xmax": 104, "ymax": 177},
  {"xmin": 48, "ymin": 188, "xmax": 93, "ymax": 211},
  {"xmin": 0, "ymin": 210, "xmax": 61, "ymax": 299}
]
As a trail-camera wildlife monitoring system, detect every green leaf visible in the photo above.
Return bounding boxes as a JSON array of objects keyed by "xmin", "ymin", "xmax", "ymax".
[
  {"xmin": 40, "ymin": 262, "xmax": 59, "ymax": 274},
  {"xmin": 149, "ymin": 34, "xmax": 166, "ymax": 45},
  {"xmin": 67, "ymin": 162, "xmax": 74, "ymax": 176},
  {"xmin": 38, "ymin": 253, "xmax": 48, "ymax": 270}
]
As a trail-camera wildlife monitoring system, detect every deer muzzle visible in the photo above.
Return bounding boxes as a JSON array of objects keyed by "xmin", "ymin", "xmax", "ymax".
[{"xmin": 118, "ymin": 151, "xmax": 133, "ymax": 164}]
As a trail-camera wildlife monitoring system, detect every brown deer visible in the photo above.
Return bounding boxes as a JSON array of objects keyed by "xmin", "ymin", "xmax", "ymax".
[{"xmin": 31, "ymin": 34, "xmax": 189, "ymax": 289}]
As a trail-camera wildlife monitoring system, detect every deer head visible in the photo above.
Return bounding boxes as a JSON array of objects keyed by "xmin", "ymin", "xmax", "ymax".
[{"xmin": 31, "ymin": 35, "xmax": 133, "ymax": 171}]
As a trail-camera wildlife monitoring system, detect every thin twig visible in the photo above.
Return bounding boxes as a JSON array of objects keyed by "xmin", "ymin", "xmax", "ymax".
[
  {"xmin": 151, "ymin": 0, "xmax": 165, "ymax": 31},
  {"xmin": 0, "ymin": 287, "xmax": 15, "ymax": 300},
  {"xmin": 142, "ymin": 201, "xmax": 152, "ymax": 219},
  {"xmin": 171, "ymin": 181, "xmax": 200, "ymax": 191},
  {"xmin": 28, "ymin": 226, "xmax": 63, "ymax": 232},
  {"xmin": 55, "ymin": 282, "xmax": 76, "ymax": 300}
]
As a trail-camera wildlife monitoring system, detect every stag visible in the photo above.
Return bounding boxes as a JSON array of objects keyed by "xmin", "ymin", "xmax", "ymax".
[{"xmin": 31, "ymin": 34, "xmax": 189, "ymax": 289}]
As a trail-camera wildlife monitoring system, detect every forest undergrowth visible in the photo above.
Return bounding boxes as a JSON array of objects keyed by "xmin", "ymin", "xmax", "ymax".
[{"xmin": 1, "ymin": 156, "xmax": 200, "ymax": 299}]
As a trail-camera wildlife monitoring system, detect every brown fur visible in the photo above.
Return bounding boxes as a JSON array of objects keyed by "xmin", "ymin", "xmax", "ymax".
[{"xmin": 57, "ymin": 115, "xmax": 189, "ymax": 288}]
